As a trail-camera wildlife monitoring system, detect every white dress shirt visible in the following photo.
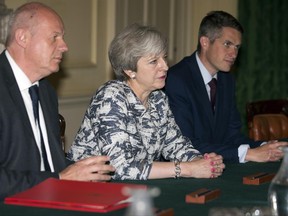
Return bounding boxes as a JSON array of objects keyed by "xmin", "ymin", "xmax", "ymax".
[{"xmin": 5, "ymin": 50, "xmax": 54, "ymax": 171}]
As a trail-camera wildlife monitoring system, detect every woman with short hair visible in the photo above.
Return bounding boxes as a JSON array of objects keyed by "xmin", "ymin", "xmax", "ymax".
[{"xmin": 67, "ymin": 23, "xmax": 225, "ymax": 180}]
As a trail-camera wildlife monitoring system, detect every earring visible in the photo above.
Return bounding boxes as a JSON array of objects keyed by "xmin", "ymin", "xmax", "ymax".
[{"xmin": 131, "ymin": 73, "xmax": 136, "ymax": 79}]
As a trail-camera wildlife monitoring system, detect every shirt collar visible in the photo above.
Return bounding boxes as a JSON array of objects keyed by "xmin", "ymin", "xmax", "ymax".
[
  {"xmin": 5, "ymin": 50, "xmax": 39, "ymax": 91},
  {"xmin": 196, "ymin": 52, "xmax": 217, "ymax": 85}
]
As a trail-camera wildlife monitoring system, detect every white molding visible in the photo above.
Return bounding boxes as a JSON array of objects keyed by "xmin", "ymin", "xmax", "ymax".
[
  {"xmin": 61, "ymin": 0, "xmax": 98, "ymax": 68},
  {"xmin": 168, "ymin": 0, "xmax": 175, "ymax": 63},
  {"xmin": 59, "ymin": 96, "xmax": 92, "ymax": 106}
]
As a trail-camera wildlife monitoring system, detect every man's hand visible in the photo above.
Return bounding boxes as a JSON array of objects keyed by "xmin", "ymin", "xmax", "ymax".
[
  {"xmin": 59, "ymin": 156, "xmax": 115, "ymax": 182},
  {"xmin": 246, "ymin": 141, "xmax": 288, "ymax": 162}
]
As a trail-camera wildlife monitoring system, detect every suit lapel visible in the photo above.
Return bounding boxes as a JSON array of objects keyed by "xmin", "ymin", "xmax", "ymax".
[
  {"xmin": 38, "ymin": 81, "xmax": 56, "ymax": 164},
  {"xmin": 1, "ymin": 53, "xmax": 35, "ymax": 139},
  {"xmin": 188, "ymin": 54, "xmax": 215, "ymax": 124},
  {"xmin": 38, "ymin": 80, "xmax": 66, "ymax": 170}
]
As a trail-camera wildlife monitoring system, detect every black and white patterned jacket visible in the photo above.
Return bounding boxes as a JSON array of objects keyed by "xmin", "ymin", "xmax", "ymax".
[{"xmin": 67, "ymin": 80, "xmax": 201, "ymax": 180}]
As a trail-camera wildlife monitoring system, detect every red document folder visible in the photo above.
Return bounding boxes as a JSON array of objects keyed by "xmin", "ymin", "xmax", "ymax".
[{"xmin": 4, "ymin": 178, "xmax": 146, "ymax": 213}]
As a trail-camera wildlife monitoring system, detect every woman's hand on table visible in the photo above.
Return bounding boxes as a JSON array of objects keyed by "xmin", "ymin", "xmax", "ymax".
[{"xmin": 181, "ymin": 153, "xmax": 225, "ymax": 178}]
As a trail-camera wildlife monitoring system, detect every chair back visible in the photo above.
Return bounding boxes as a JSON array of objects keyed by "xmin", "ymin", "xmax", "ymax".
[
  {"xmin": 246, "ymin": 99, "xmax": 288, "ymax": 141},
  {"xmin": 251, "ymin": 114, "xmax": 288, "ymax": 141},
  {"xmin": 58, "ymin": 114, "xmax": 66, "ymax": 151}
]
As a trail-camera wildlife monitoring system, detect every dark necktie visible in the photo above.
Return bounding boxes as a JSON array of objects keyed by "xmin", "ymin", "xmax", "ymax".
[
  {"xmin": 29, "ymin": 85, "xmax": 51, "ymax": 171},
  {"xmin": 208, "ymin": 78, "xmax": 217, "ymax": 113}
]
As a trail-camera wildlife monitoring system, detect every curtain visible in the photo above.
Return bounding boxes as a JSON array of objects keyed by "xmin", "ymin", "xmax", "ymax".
[{"xmin": 235, "ymin": 0, "xmax": 288, "ymax": 134}]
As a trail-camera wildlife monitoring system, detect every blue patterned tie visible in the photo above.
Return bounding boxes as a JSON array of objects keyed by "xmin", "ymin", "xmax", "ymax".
[{"xmin": 29, "ymin": 85, "xmax": 51, "ymax": 171}]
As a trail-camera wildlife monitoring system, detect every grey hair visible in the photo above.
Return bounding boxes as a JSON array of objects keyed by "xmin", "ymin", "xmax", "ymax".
[
  {"xmin": 5, "ymin": 2, "xmax": 60, "ymax": 47},
  {"xmin": 108, "ymin": 23, "xmax": 168, "ymax": 81},
  {"xmin": 197, "ymin": 11, "xmax": 244, "ymax": 53}
]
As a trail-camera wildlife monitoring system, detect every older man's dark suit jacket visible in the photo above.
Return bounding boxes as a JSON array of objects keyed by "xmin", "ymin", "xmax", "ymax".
[
  {"xmin": 165, "ymin": 52, "xmax": 261, "ymax": 163},
  {"xmin": 0, "ymin": 51, "xmax": 67, "ymax": 199}
]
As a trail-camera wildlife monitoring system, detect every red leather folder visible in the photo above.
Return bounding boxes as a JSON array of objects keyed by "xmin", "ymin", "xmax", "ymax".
[{"xmin": 4, "ymin": 178, "xmax": 146, "ymax": 213}]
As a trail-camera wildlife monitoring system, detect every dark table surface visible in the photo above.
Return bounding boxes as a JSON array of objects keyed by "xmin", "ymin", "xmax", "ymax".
[{"xmin": 1, "ymin": 162, "xmax": 281, "ymax": 216}]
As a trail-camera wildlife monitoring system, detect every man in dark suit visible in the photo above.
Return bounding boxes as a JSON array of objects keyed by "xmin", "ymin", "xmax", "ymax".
[
  {"xmin": 0, "ymin": 2, "xmax": 114, "ymax": 200},
  {"xmin": 165, "ymin": 11, "xmax": 287, "ymax": 163}
]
